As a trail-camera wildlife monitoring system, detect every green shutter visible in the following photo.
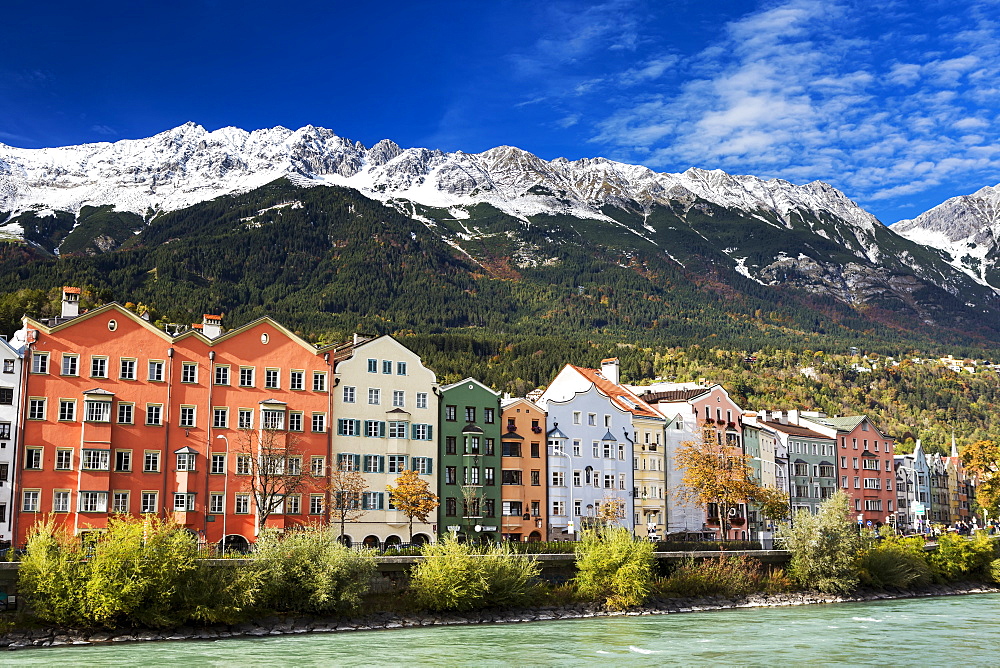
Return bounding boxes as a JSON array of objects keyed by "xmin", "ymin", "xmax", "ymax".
[
  {"xmin": 425, "ymin": 458, "xmax": 433, "ymax": 475},
  {"xmin": 337, "ymin": 420, "xmax": 346, "ymax": 436},
  {"xmin": 427, "ymin": 424, "xmax": 433, "ymax": 440},
  {"xmin": 376, "ymin": 492, "xmax": 384, "ymax": 510},
  {"xmin": 353, "ymin": 419, "xmax": 361, "ymax": 435},
  {"xmin": 353, "ymin": 454, "xmax": 361, "ymax": 470},
  {"xmin": 411, "ymin": 424, "xmax": 418, "ymax": 440},
  {"xmin": 378, "ymin": 421, "xmax": 386, "ymax": 438},
  {"xmin": 378, "ymin": 455, "xmax": 385, "ymax": 473}
]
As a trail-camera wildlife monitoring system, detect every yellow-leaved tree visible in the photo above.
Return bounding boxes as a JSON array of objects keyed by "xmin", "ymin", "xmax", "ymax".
[
  {"xmin": 962, "ymin": 439, "xmax": 1000, "ymax": 518},
  {"xmin": 387, "ymin": 470, "xmax": 440, "ymax": 542}
]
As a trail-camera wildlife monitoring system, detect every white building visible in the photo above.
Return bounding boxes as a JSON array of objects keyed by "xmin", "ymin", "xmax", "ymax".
[{"xmin": 0, "ymin": 335, "xmax": 24, "ymax": 545}]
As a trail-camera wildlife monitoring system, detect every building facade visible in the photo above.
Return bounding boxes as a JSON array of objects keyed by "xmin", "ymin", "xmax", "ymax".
[
  {"xmin": 498, "ymin": 397, "xmax": 547, "ymax": 542},
  {"xmin": 0, "ymin": 334, "xmax": 23, "ymax": 545}
]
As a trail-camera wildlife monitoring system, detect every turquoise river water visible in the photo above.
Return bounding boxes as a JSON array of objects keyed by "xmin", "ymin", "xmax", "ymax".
[{"xmin": 6, "ymin": 593, "xmax": 999, "ymax": 666}]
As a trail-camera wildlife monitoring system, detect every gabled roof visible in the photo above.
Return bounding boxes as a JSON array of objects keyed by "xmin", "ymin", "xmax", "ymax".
[
  {"xmin": 547, "ymin": 426, "xmax": 568, "ymax": 439},
  {"xmin": 567, "ymin": 365, "xmax": 661, "ymax": 419},
  {"xmin": 763, "ymin": 420, "xmax": 831, "ymax": 440},
  {"xmin": 440, "ymin": 377, "xmax": 500, "ymax": 396},
  {"xmin": 805, "ymin": 415, "xmax": 867, "ymax": 431},
  {"xmin": 642, "ymin": 388, "xmax": 711, "ymax": 403}
]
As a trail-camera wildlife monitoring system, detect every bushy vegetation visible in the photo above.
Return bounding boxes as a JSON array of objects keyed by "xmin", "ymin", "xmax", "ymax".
[
  {"xmin": 574, "ymin": 528, "xmax": 655, "ymax": 610},
  {"xmin": 654, "ymin": 555, "xmax": 793, "ymax": 598},
  {"xmin": 857, "ymin": 537, "xmax": 932, "ymax": 589},
  {"xmin": 778, "ymin": 491, "xmax": 865, "ymax": 594},
  {"xmin": 926, "ymin": 532, "xmax": 996, "ymax": 583},
  {"xmin": 251, "ymin": 525, "xmax": 376, "ymax": 613},
  {"xmin": 20, "ymin": 517, "xmax": 254, "ymax": 628},
  {"xmin": 409, "ymin": 536, "xmax": 541, "ymax": 612}
]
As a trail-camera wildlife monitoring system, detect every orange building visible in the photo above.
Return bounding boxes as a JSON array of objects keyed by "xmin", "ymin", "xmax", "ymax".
[
  {"xmin": 14, "ymin": 294, "xmax": 334, "ymax": 549},
  {"xmin": 499, "ymin": 397, "xmax": 547, "ymax": 542}
]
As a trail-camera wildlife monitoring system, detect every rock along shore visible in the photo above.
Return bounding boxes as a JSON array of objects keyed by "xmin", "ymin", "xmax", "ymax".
[{"xmin": 3, "ymin": 581, "xmax": 997, "ymax": 651}]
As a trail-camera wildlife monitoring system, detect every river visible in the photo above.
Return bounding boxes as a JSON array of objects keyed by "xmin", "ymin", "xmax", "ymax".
[{"xmin": 6, "ymin": 593, "xmax": 999, "ymax": 666}]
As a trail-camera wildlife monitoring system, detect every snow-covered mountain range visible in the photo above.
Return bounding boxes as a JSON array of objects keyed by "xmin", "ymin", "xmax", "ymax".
[{"xmin": 0, "ymin": 121, "xmax": 879, "ymax": 232}]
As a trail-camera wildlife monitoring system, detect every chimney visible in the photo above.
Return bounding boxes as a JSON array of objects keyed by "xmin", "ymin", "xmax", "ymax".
[
  {"xmin": 787, "ymin": 409, "xmax": 800, "ymax": 425},
  {"xmin": 202, "ymin": 314, "xmax": 223, "ymax": 339},
  {"xmin": 600, "ymin": 357, "xmax": 620, "ymax": 385},
  {"xmin": 61, "ymin": 287, "xmax": 81, "ymax": 318}
]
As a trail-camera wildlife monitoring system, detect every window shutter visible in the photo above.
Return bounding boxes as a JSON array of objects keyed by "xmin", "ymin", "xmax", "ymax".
[
  {"xmin": 353, "ymin": 419, "xmax": 361, "ymax": 435},
  {"xmin": 378, "ymin": 421, "xmax": 386, "ymax": 438},
  {"xmin": 378, "ymin": 455, "xmax": 385, "ymax": 473},
  {"xmin": 411, "ymin": 424, "xmax": 418, "ymax": 440},
  {"xmin": 337, "ymin": 419, "xmax": 345, "ymax": 436},
  {"xmin": 376, "ymin": 492, "xmax": 384, "ymax": 510},
  {"xmin": 353, "ymin": 454, "xmax": 361, "ymax": 471},
  {"xmin": 336, "ymin": 453, "xmax": 346, "ymax": 468},
  {"xmin": 427, "ymin": 424, "xmax": 433, "ymax": 440},
  {"xmin": 426, "ymin": 458, "xmax": 433, "ymax": 475}
]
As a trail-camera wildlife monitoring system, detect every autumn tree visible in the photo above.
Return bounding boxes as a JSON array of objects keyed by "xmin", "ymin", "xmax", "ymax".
[
  {"xmin": 236, "ymin": 427, "xmax": 308, "ymax": 534},
  {"xmin": 962, "ymin": 439, "xmax": 1000, "ymax": 518},
  {"xmin": 676, "ymin": 429, "xmax": 789, "ymax": 538},
  {"xmin": 328, "ymin": 466, "xmax": 369, "ymax": 543},
  {"xmin": 596, "ymin": 493, "xmax": 627, "ymax": 528},
  {"xmin": 387, "ymin": 470, "xmax": 440, "ymax": 542}
]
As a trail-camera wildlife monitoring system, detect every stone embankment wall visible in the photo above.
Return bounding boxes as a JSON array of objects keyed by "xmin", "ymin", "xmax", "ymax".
[{"xmin": 2, "ymin": 581, "xmax": 995, "ymax": 651}]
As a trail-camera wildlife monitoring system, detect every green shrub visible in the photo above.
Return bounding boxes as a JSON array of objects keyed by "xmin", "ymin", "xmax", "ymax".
[
  {"xmin": 927, "ymin": 532, "xmax": 996, "ymax": 583},
  {"xmin": 858, "ymin": 539, "xmax": 931, "ymax": 589},
  {"xmin": 20, "ymin": 516, "xmax": 255, "ymax": 629},
  {"xmin": 988, "ymin": 558, "xmax": 1000, "ymax": 583},
  {"xmin": 410, "ymin": 536, "xmax": 541, "ymax": 612},
  {"xmin": 777, "ymin": 491, "xmax": 865, "ymax": 594},
  {"xmin": 252, "ymin": 525, "xmax": 376, "ymax": 613},
  {"xmin": 574, "ymin": 527, "xmax": 654, "ymax": 610},
  {"xmin": 654, "ymin": 555, "xmax": 791, "ymax": 598}
]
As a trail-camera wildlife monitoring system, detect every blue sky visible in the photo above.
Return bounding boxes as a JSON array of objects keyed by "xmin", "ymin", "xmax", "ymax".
[{"xmin": 2, "ymin": 0, "xmax": 999, "ymax": 223}]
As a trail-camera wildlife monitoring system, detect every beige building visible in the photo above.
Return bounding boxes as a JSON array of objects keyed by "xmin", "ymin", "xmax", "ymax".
[{"xmin": 332, "ymin": 335, "xmax": 439, "ymax": 547}]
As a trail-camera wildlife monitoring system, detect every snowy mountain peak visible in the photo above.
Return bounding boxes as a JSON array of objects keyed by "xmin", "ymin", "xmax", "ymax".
[{"xmin": 0, "ymin": 123, "xmax": 878, "ymax": 238}]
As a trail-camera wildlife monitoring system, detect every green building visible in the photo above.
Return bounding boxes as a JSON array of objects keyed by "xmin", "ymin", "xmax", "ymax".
[{"xmin": 438, "ymin": 378, "xmax": 502, "ymax": 542}]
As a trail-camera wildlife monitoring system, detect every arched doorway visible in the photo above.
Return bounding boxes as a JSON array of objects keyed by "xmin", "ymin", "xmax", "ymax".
[
  {"xmin": 528, "ymin": 531, "xmax": 542, "ymax": 542},
  {"xmin": 383, "ymin": 535, "xmax": 402, "ymax": 549},
  {"xmin": 362, "ymin": 535, "xmax": 381, "ymax": 549},
  {"xmin": 339, "ymin": 535, "xmax": 353, "ymax": 548},
  {"xmin": 221, "ymin": 534, "xmax": 250, "ymax": 553},
  {"xmin": 411, "ymin": 533, "xmax": 430, "ymax": 546}
]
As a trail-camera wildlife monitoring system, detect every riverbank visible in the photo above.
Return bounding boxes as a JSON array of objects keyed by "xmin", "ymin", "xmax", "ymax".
[{"xmin": 2, "ymin": 581, "xmax": 996, "ymax": 651}]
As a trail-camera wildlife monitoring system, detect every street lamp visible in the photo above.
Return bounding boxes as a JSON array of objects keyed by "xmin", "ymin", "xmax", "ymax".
[{"xmin": 216, "ymin": 434, "xmax": 229, "ymax": 552}]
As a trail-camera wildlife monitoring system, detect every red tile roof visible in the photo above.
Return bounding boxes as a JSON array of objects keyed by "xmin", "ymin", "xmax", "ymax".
[
  {"xmin": 569, "ymin": 365, "xmax": 661, "ymax": 419},
  {"xmin": 762, "ymin": 420, "xmax": 831, "ymax": 439}
]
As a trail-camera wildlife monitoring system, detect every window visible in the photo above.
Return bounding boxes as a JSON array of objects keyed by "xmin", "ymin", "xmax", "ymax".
[
  {"xmin": 173, "ymin": 493, "xmax": 195, "ymax": 511},
  {"xmin": 53, "ymin": 491, "xmax": 70, "ymax": 513},
  {"xmin": 445, "ymin": 465, "xmax": 457, "ymax": 486},
  {"xmin": 395, "ymin": 361, "xmax": 407, "ymax": 375},
  {"xmin": 285, "ymin": 494, "xmax": 301, "ymax": 514},
  {"xmin": 552, "ymin": 471, "xmax": 565, "ymax": 486},
  {"xmin": 819, "ymin": 465, "xmax": 835, "ymax": 478},
  {"xmin": 412, "ymin": 457, "xmax": 433, "ymax": 475},
  {"xmin": 531, "ymin": 470, "xmax": 540, "ymax": 486},
  {"xmin": 262, "ymin": 409, "xmax": 284, "ymax": 430},
  {"xmin": 59, "ymin": 399, "xmax": 76, "ymax": 421},
  {"xmin": 502, "ymin": 441, "xmax": 521, "ymax": 457},
  {"xmin": 28, "ymin": 398, "xmax": 46, "ymax": 420},
  {"xmin": 446, "ymin": 497, "xmax": 457, "ymax": 516},
  {"xmin": 181, "ymin": 362, "xmax": 197, "ymax": 383},
  {"xmin": 179, "ymin": 406, "xmax": 196, "ymax": 428},
  {"xmin": 393, "ymin": 390, "xmax": 405, "ymax": 407},
  {"xmin": 863, "ymin": 459, "xmax": 879, "ymax": 470},
  {"xmin": 343, "ymin": 386, "xmax": 356, "ymax": 403},
  {"xmin": 865, "ymin": 499, "xmax": 883, "ymax": 512},
  {"xmin": 388, "ymin": 455, "xmax": 407, "ymax": 474},
  {"xmin": 290, "ymin": 370, "xmax": 304, "ymax": 391},
  {"xmin": 115, "ymin": 450, "xmax": 132, "ymax": 472},
  {"xmin": 148, "ymin": 360, "xmax": 164, "ymax": 381},
  {"xmin": 238, "ymin": 409, "xmax": 253, "ymax": 429},
  {"xmin": 465, "ymin": 407, "xmax": 476, "ymax": 423},
  {"xmin": 213, "ymin": 407, "xmax": 229, "ymax": 429},
  {"xmin": 239, "ymin": 367, "xmax": 255, "ymax": 387},
  {"xmin": 446, "ymin": 436, "xmax": 457, "ymax": 454},
  {"xmin": 365, "ymin": 420, "xmax": 386, "ymax": 438},
  {"xmin": 120, "ymin": 358, "xmax": 136, "ymax": 380},
  {"xmin": 416, "ymin": 392, "xmax": 428, "ymax": 409},
  {"xmin": 552, "ymin": 500, "xmax": 566, "ymax": 516},
  {"xmin": 235, "ymin": 494, "xmax": 250, "ymax": 514},
  {"xmin": 588, "ymin": 413, "xmax": 596, "ymax": 426},
  {"xmin": 144, "ymin": 451, "xmax": 161, "ymax": 473},
  {"xmin": 141, "ymin": 492, "xmax": 158, "ymax": 514},
  {"xmin": 338, "ymin": 453, "xmax": 361, "ymax": 472},
  {"xmin": 310, "ymin": 495, "xmax": 324, "ymax": 515},
  {"xmin": 31, "ymin": 352, "xmax": 48, "ymax": 374},
  {"xmin": 367, "ymin": 359, "xmax": 378, "ymax": 373},
  {"xmin": 113, "ymin": 492, "xmax": 129, "ymax": 513},
  {"xmin": 445, "ymin": 405, "xmax": 457, "ymax": 421},
  {"xmin": 288, "ymin": 412, "xmax": 303, "ymax": 432},
  {"xmin": 265, "ymin": 368, "xmax": 279, "ymax": 389},
  {"xmin": 25, "ymin": 447, "xmax": 42, "ymax": 469},
  {"xmin": 368, "ymin": 388, "xmax": 381, "ymax": 405},
  {"xmin": 863, "ymin": 478, "xmax": 882, "ymax": 489},
  {"xmin": 0, "ymin": 422, "xmax": 8, "ymax": 440},
  {"xmin": 117, "ymin": 403, "xmax": 134, "ymax": 424},
  {"xmin": 363, "ymin": 455, "xmax": 384, "ymax": 473},
  {"xmin": 176, "ymin": 452, "xmax": 196, "ymax": 471},
  {"xmin": 1, "ymin": 360, "xmax": 11, "ymax": 374},
  {"xmin": 483, "ymin": 467, "xmax": 495, "ymax": 485},
  {"xmin": 337, "ymin": 418, "xmax": 360, "ymax": 436},
  {"xmin": 22, "ymin": 490, "xmax": 40, "ymax": 512},
  {"xmin": 84, "ymin": 399, "xmax": 110, "ymax": 422},
  {"xmin": 211, "ymin": 454, "xmax": 226, "ymax": 475},
  {"xmin": 382, "ymin": 360, "xmax": 392, "ymax": 374},
  {"xmin": 0, "ymin": 388, "xmax": 10, "ymax": 405},
  {"xmin": 502, "ymin": 470, "xmax": 522, "ymax": 485},
  {"xmin": 573, "ymin": 470, "xmax": 581, "ymax": 486},
  {"xmin": 311, "ymin": 456, "xmax": 326, "ymax": 476},
  {"xmin": 388, "ymin": 420, "xmax": 407, "ymax": 439},
  {"xmin": 573, "ymin": 440, "xmax": 582, "ymax": 456},
  {"xmin": 146, "ymin": 404, "xmax": 162, "ymax": 426},
  {"xmin": 312, "ymin": 413, "xmax": 327, "ymax": 433},
  {"xmin": 484, "ymin": 408, "xmax": 495, "ymax": 424},
  {"xmin": 214, "ymin": 365, "xmax": 230, "ymax": 385},
  {"xmin": 236, "ymin": 455, "xmax": 252, "ymax": 475},
  {"xmin": 61, "ymin": 354, "xmax": 78, "ymax": 376},
  {"xmin": 55, "ymin": 449, "xmax": 73, "ymax": 470},
  {"xmin": 91, "ymin": 356, "xmax": 107, "ymax": 378},
  {"xmin": 312, "ymin": 372, "xmax": 327, "ymax": 392},
  {"xmin": 80, "ymin": 492, "xmax": 108, "ymax": 513},
  {"xmin": 209, "ymin": 493, "xmax": 224, "ymax": 514},
  {"xmin": 83, "ymin": 449, "xmax": 110, "ymax": 471},
  {"xmin": 793, "ymin": 463, "xmax": 808, "ymax": 476}
]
